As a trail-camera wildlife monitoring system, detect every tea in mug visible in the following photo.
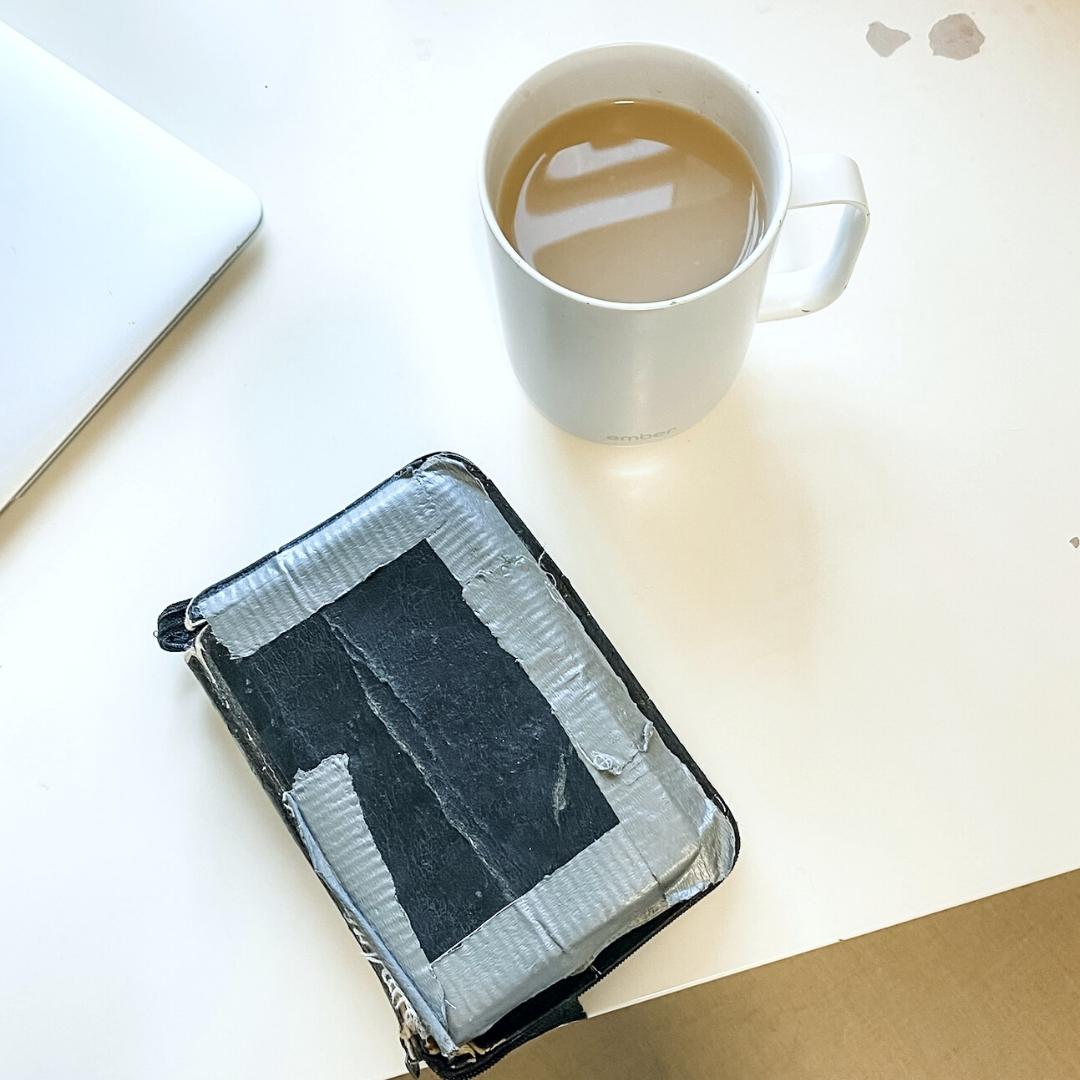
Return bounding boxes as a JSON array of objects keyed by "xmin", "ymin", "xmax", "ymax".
[{"xmin": 496, "ymin": 99, "xmax": 765, "ymax": 303}]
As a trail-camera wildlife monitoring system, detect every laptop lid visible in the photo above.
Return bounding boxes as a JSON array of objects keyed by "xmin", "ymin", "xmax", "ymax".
[{"xmin": 0, "ymin": 21, "xmax": 262, "ymax": 511}]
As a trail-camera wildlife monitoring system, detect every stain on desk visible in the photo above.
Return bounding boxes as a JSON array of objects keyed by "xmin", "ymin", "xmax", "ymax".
[
  {"xmin": 866, "ymin": 21, "xmax": 911, "ymax": 57},
  {"xmin": 930, "ymin": 13, "xmax": 985, "ymax": 59}
]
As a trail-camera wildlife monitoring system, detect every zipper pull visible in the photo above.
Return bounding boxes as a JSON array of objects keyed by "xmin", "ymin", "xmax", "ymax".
[{"xmin": 156, "ymin": 598, "xmax": 196, "ymax": 652}]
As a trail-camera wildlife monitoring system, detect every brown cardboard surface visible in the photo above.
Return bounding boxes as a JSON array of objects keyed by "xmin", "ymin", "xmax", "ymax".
[{"xmin": 394, "ymin": 869, "xmax": 1080, "ymax": 1079}]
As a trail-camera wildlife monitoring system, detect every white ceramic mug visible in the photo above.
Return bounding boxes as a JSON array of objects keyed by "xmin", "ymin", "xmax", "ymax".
[{"xmin": 480, "ymin": 43, "xmax": 869, "ymax": 443}]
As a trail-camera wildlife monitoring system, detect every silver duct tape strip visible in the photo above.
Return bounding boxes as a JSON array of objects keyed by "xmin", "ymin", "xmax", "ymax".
[
  {"xmin": 418, "ymin": 460, "xmax": 534, "ymax": 581},
  {"xmin": 284, "ymin": 754, "xmax": 687, "ymax": 1046},
  {"xmin": 459, "ymin": 560, "xmax": 644, "ymax": 773},
  {"xmin": 423, "ymin": 467, "xmax": 736, "ymax": 900},
  {"xmin": 192, "ymin": 455, "xmax": 516, "ymax": 658},
  {"xmin": 199, "ymin": 454, "xmax": 735, "ymax": 1046},
  {"xmin": 283, "ymin": 755, "xmax": 457, "ymax": 1056},
  {"xmin": 431, "ymin": 824, "xmax": 668, "ymax": 1039},
  {"xmin": 283, "ymin": 750, "xmax": 732, "ymax": 1046},
  {"xmin": 191, "ymin": 474, "xmax": 442, "ymax": 658}
]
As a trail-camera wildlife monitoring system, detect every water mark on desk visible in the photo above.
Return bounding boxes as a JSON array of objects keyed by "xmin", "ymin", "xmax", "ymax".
[
  {"xmin": 929, "ymin": 14, "xmax": 985, "ymax": 59},
  {"xmin": 866, "ymin": 22, "xmax": 911, "ymax": 57}
]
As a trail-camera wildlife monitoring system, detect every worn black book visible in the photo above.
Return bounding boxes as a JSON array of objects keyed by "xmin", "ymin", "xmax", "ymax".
[{"xmin": 157, "ymin": 452, "xmax": 739, "ymax": 1078}]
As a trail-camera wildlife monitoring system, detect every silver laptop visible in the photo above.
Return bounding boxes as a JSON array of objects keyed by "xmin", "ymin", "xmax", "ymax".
[{"xmin": 0, "ymin": 21, "xmax": 262, "ymax": 511}]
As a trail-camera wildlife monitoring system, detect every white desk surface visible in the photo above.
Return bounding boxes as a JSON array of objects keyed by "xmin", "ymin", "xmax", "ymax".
[{"xmin": 2, "ymin": 2, "xmax": 1079, "ymax": 1077}]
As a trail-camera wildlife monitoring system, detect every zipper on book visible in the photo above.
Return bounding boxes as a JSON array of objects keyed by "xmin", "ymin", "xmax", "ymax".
[
  {"xmin": 156, "ymin": 598, "xmax": 197, "ymax": 652},
  {"xmin": 417, "ymin": 841, "xmax": 738, "ymax": 1080}
]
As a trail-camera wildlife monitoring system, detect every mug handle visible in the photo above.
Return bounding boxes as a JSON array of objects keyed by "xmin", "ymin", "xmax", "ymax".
[{"xmin": 758, "ymin": 153, "xmax": 869, "ymax": 322}]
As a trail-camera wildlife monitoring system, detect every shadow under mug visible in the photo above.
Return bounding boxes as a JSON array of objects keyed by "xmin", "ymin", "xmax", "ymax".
[{"xmin": 480, "ymin": 42, "xmax": 869, "ymax": 444}]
